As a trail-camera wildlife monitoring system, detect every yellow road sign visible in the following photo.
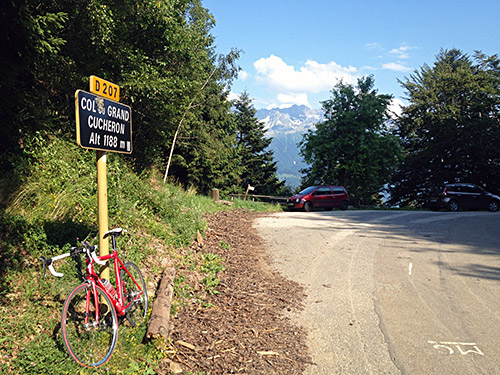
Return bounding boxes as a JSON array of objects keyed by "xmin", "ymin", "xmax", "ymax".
[{"xmin": 90, "ymin": 75, "xmax": 120, "ymax": 101}]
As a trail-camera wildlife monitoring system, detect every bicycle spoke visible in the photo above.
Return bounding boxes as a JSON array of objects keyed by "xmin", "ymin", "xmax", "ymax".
[
  {"xmin": 120, "ymin": 261, "xmax": 148, "ymax": 327},
  {"xmin": 61, "ymin": 284, "xmax": 118, "ymax": 367}
]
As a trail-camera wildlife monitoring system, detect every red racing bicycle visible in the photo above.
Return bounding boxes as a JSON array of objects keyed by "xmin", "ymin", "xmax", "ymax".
[{"xmin": 40, "ymin": 228, "xmax": 148, "ymax": 367}]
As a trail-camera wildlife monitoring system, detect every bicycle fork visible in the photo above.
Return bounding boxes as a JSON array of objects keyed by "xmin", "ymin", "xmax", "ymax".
[{"xmin": 84, "ymin": 282, "xmax": 113, "ymax": 331}]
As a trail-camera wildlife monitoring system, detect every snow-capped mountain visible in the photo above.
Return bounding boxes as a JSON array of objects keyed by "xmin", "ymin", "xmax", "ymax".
[
  {"xmin": 256, "ymin": 105, "xmax": 323, "ymax": 189},
  {"xmin": 256, "ymin": 105, "xmax": 322, "ymax": 136}
]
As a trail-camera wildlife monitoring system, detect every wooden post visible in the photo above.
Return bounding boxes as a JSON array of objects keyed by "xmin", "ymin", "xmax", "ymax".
[
  {"xmin": 210, "ymin": 189, "xmax": 219, "ymax": 201},
  {"xmin": 97, "ymin": 150, "xmax": 109, "ymax": 280},
  {"xmin": 244, "ymin": 184, "xmax": 250, "ymax": 201},
  {"xmin": 244, "ymin": 184, "xmax": 255, "ymax": 201}
]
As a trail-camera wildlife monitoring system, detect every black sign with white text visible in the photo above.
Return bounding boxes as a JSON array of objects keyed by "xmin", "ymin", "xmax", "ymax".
[{"xmin": 75, "ymin": 90, "xmax": 132, "ymax": 154}]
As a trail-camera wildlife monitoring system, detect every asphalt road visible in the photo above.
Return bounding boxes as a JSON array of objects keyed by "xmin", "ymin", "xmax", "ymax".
[{"xmin": 255, "ymin": 210, "xmax": 500, "ymax": 375}]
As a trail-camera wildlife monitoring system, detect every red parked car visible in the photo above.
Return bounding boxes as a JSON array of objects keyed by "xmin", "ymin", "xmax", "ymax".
[{"xmin": 286, "ymin": 185, "xmax": 350, "ymax": 212}]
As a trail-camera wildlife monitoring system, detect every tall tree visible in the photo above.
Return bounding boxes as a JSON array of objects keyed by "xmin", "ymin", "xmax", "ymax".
[
  {"xmin": 390, "ymin": 49, "xmax": 500, "ymax": 206},
  {"xmin": 1, "ymin": 0, "xmax": 244, "ymax": 194},
  {"xmin": 299, "ymin": 76, "xmax": 401, "ymax": 204},
  {"xmin": 0, "ymin": 0, "xmax": 69, "ymax": 155},
  {"xmin": 168, "ymin": 80, "xmax": 243, "ymax": 194},
  {"xmin": 233, "ymin": 92, "xmax": 285, "ymax": 195}
]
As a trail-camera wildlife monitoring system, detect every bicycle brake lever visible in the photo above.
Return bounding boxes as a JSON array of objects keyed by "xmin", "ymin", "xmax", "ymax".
[
  {"xmin": 39, "ymin": 256, "xmax": 47, "ymax": 278},
  {"xmin": 39, "ymin": 256, "xmax": 64, "ymax": 277}
]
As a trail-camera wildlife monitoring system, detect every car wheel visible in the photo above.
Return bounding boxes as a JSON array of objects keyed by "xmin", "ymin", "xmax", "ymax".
[
  {"xmin": 489, "ymin": 200, "xmax": 499, "ymax": 212},
  {"xmin": 448, "ymin": 200, "xmax": 459, "ymax": 212},
  {"xmin": 339, "ymin": 201, "xmax": 349, "ymax": 211},
  {"xmin": 304, "ymin": 201, "xmax": 313, "ymax": 212}
]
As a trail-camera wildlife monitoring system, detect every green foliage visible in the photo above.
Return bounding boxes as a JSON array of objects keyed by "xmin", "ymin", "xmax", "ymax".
[
  {"xmin": 0, "ymin": 133, "xmax": 280, "ymax": 374},
  {"xmin": 5, "ymin": 135, "xmax": 212, "ymax": 252},
  {"xmin": 7, "ymin": 133, "xmax": 97, "ymax": 226},
  {"xmin": 29, "ymin": 11, "xmax": 68, "ymax": 54},
  {"xmin": 172, "ymin": 274, "xmax": 193, "ymax": 315},
  {"xmin": 299, "ymin": 76, "xmax": 402, "ymax": 205},
  {"xmin": 219, "ymin": 241, "xmax": 231, "ymax": 250},
  {"xmin": 16, "ymin": 333, "xmax": 71, "ymax": 373},
  {"xmin": 0, "ymin": 0, "xmax": 287, "ymax": 198},
  {"xmin": 0, "ymin": 1, "xmax": 283, "ymax": 373},
  {"xmin": 230, "ymin": 198, "xmax": 284, "ymax": 212},
  {"xmin": 232, "ymin": 92, "xmax": 287, "ymax": 195},
  {"xmin": 200, "ymin": 252, "xmax": 226, "ymax": 295},
  {"xmin": 390, "ymin": 49, "xmax": 500, "ymax": 206},
  {"xmin": 0, "ymin": 0, "xmax": 257, "ymax": 195},
  {"xmin": 168, "ymin": 78, "xmax": 245, "ymax": 195}
]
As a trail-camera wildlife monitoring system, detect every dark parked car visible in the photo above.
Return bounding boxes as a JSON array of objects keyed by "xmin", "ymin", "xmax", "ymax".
[
  {"xmin": 287, "ymin": 185, "xmax": 350, "ymax": 212},
  {"xmin": 427, "ymin": 183, "xmax": 500, "ymax": 212}
]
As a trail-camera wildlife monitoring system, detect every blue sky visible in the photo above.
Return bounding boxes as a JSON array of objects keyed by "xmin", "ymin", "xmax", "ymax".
[{"xmin": 202, "ymin": 0, "xmax": 500, "ymax": 111}]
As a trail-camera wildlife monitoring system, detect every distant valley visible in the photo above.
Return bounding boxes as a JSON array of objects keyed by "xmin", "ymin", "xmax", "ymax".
[{"xmin": 256, "ymin": 105, "xmax": 323, "ymax": 189}]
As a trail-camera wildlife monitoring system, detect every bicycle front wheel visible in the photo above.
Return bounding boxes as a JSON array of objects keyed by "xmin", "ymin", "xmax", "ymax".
[
  {"xmin": 61, "ymin": 283, "xmax": 118, "ymax": 367},
  {"xmin": 120, "ymin": 261, "xmax": 148, "ymax": 327}
]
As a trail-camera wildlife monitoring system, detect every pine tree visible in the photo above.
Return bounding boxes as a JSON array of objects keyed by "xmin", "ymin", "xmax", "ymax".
[
  {"xmin": 170, "ymin": 81, "xmax": 243, "ymax": 195},
  {"xmin": 233, "ymin": 92, "xmax": 285, "ymax": 195}
]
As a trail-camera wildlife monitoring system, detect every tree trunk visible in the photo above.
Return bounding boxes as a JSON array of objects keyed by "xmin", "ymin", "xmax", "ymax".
[{"xmin": 147, "ymin": 267, "xmax": 176, "ymax": 339}]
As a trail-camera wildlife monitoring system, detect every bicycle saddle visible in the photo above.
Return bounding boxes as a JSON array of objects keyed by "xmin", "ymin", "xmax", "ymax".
[{"xmin": 103, "ymin": 228, "xmax": 126, "ymax": 238}]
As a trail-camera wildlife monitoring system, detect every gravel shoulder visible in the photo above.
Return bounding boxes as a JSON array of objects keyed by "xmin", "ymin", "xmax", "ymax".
[{"xmin": 168, "ymin": 210, "xmax": 311, "ymax": 374}]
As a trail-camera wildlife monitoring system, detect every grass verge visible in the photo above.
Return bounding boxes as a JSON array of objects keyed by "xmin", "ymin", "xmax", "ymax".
[{"xmin": 0, "ymin": 134, "xmax": 280, "ymax": 374}]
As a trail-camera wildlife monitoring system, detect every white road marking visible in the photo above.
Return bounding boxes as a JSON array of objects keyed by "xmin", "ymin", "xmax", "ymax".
[
  {"xmin": 409, "ymin": 262, "xmax": 412, "ymax": 275},
  {"xmin": 428, "ymin": 341, "xmax": 484, "ymax": 356}
]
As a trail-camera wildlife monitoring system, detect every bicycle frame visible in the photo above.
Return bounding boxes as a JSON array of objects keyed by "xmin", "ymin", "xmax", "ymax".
[{"xmin": 86, "ymin": 249, "xmax": 144, "ymax": 318}]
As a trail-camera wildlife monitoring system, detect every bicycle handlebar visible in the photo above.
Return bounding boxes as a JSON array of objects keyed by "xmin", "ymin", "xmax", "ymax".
[{"xmin": 40, "ymin": 243, "xmax": 106, "ymax": 278}]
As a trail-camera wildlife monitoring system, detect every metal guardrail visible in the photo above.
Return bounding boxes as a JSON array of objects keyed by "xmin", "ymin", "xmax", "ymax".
[{"xmin": 228, "ymin": 194, "xmax": 288, "ymax": 204}]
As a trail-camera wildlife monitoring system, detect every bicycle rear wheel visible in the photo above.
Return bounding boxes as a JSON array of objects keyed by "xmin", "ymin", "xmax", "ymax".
[
  {"xmin": 120, "ymin": 261, "xmax": 148, "ymax": 327},
  {"xmin": 61, "ymin": 283, "xmax": 118, "ymax": 367}
]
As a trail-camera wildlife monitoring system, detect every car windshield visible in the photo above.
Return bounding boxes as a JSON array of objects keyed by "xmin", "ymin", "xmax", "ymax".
[{"xmin": 297, "ymin": 186, "xmax": 317, "ymax": 195}]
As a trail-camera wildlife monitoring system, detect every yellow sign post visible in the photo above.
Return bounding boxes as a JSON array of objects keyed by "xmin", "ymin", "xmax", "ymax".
[
  {"xmin": 91, "ymin": 76, "xmax": 113, "ymax": 281},
  {"xmin": 74, "ymin": 76, "xmax": 132, "ymax": 281},
  {"xmin": 96, "ymin": 150, "xmax": 110, "ymax": 279}
]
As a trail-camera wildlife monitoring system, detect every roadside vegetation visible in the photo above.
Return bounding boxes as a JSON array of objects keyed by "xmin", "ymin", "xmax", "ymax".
[{"xmin": 0, "ymin": 135, "xmax": 280, "ymax": 374}]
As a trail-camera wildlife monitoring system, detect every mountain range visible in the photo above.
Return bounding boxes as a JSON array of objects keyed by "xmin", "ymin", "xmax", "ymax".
[{"xmin": 256, "ymin": 105, "xmax": 323, "ymax": 189}]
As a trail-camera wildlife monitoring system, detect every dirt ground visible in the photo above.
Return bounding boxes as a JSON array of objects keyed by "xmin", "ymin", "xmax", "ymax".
[{"xmin": 166, "ymin": 209, "xmax": 311, "ymax": 374}]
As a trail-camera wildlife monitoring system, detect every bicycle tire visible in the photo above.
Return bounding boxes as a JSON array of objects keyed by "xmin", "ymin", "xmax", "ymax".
[
  {"xmin": 61, "ymin": 283, "xmax": 118, "ymax": 367},
  {"xmin": 120, "ymin": 261, "xmax": 148, "ymax": 327}
]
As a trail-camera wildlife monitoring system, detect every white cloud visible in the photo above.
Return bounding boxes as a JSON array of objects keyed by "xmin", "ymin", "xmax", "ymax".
[
  {"xmin": 382, "ymin": 62, "xmax": 412, "ymax": 72},
  {"xmin": 238, "ymin": 70, "xmax": 248, "ymax": 81},
  {"xmin": 366, "ymin": 42, "xmax": 383, "ymax": 50},
  {"xmin": 389, "ymin": 46, "xmax": 411, "ymax": 59},
  {"xmin": 265, "ymin": 103, "xmax": 279, "ymax": 110},
  {"xmin": 389, "ymin": 44, "xmax": 420, "ymax": 60},
  {"xmin": 276, "ymin": 93, "xmax": 310, "ymax": 107},
  {"xmin": 253, "ymin": 55, "xmax": 358, "ymax": 93},
  {"xmin": 227, "ymin": 91, "xmax": 240, "ymax": 102}
]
